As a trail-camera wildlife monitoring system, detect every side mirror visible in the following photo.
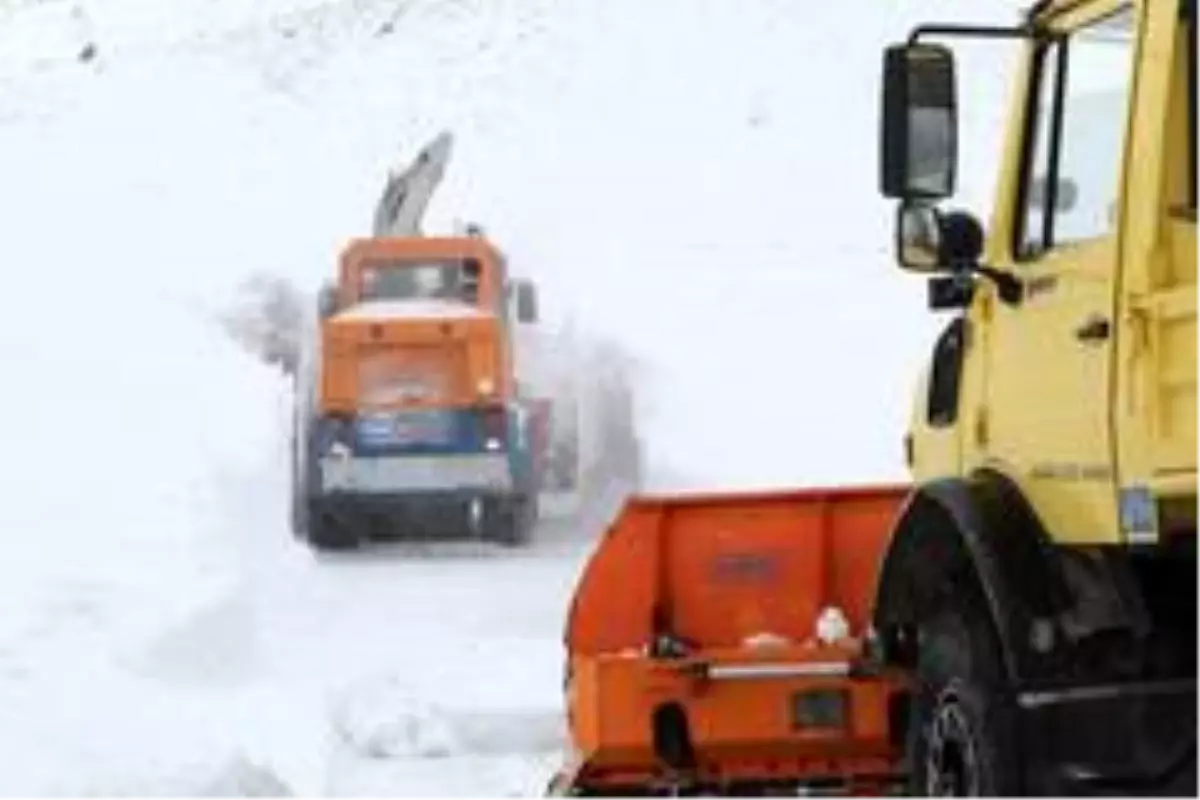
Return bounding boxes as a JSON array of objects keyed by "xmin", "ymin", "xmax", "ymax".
[
  {"xmin": 317, "ymin": 283, "xmax": 339, "ymax": 319},
  {"xmin": 880, "ymin": 42, "xmax": 958, "ymax": 200},
  {"xmin": 895, "ymin": 200, "xmax": 1022, "ymax": 305},
  {"xmin": 896, "ymin": 202, "xmax": 944, "ymax": 272},
  {"xmin": 515, "ymin": 280, "xmax": 539, "ymax": 324},
  {"xmin": 895, "ymin": 200, "xmax": 984, "ymax": 272}
]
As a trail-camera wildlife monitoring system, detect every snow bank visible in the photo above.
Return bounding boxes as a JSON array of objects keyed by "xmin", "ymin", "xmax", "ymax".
[
  {"xmin": 330, "ymin": 673, "xmax": 564, "ymax": 760},
  {"xmin": 0, "ymin": 12, "xmax": 294, "ymax": 790},
  {"xmin": 68, "ymin": 755, "xmax": 294, "ymax": 797}
]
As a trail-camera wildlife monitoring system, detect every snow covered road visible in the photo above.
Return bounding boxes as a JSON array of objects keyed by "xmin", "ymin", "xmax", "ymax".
[
  {"xmin": 205, "ymin": 480, "xmax": 626, "ymax": 796},
  {"xmin": 0, "ymin": 456, "xmax": 625, "ymax": 795}
]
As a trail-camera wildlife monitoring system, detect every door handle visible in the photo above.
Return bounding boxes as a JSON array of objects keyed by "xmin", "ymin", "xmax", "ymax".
[{"xmin": 1075, "ymin": 315, "xmax": 1111, "ymax": 343}]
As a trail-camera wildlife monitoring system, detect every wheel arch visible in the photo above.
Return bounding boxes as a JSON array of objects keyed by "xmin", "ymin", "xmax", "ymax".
[{"xmin": 872, "ymin": 469, "xmax": 1072, "ymax": 684}]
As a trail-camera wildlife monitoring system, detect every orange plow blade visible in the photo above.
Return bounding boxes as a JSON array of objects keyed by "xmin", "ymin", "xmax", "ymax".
[{"xmin": 551, "ymin": 485, "xmax": 912, "ymax": 796}]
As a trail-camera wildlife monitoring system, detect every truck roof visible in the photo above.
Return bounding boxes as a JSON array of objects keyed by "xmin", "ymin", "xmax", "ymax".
[
  {"xmin": 1025, "ymin": 0, "xmax": 1128, "ymax": 26},
  {"xmin": 339, "ymin": 235, "xmax": 503, "ymax": 264}
]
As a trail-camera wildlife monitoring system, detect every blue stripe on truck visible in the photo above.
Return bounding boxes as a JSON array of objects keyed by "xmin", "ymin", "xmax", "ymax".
[
  {"xmin": 350, "ymin": 409, "xmax": 491, "ymax": 454},
  {"xmin": 313, "ymin": 406, "xmax": 539, "ymax": 496}
]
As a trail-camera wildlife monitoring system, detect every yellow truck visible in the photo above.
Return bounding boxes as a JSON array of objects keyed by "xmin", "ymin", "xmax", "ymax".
[{"xmin": 875, "ymin": 0, "xmax": 1195, "ymax": 792}]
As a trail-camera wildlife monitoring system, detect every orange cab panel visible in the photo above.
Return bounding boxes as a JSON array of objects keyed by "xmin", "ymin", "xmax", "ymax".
[
  {"xmin": 320, "ymin": 235, "xmax": 513, "ymax": 415},
  {"xmin": 320, "ymin": 315, "xmax": 506, "ymax": 413}
]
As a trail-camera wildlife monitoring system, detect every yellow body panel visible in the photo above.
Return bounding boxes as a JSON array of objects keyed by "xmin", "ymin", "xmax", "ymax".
[{"xmin": 911, "ymin": 0, "xmax": 1196, "ymax": 545}]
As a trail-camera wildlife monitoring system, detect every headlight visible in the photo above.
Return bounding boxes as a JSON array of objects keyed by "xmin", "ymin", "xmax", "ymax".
[{"xmin": 477, "ymin": 377, "xmax": 496, "ymax": 395}]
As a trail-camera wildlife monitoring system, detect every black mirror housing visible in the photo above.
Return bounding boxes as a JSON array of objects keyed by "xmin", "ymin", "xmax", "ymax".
[
  {"xmin": 937, "ymin": 210, "xmax": 985, "ymax": 267},
  {"xmin": 515, "ymin": 280, "xmax": 539, "ymax": 324},
  {"xmin": 880, "ymin": 42, "xmax": 958, "ymax": 200},
  {"xmin": 317, "ymin": 284, "xmax": 339, "ymax": 319}
]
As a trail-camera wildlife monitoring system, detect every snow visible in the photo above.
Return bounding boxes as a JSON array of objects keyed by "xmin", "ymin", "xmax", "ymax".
[{"xmin": 0, "ymin": 0, "xmax": 1020, "ymax": 795}]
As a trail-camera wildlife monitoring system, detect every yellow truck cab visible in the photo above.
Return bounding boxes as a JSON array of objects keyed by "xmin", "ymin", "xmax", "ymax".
[{"xmin": 874, "ymin": 0, "xmax": 1195, "ymax": 793}]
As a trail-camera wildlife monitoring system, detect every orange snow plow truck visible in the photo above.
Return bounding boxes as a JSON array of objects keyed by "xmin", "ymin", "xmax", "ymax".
[
  {"xmin": 549, "ymin": 485, "xmax": 912, "ymax": 796},
  {"xmin": 290, "ymin": 133, "xmax": 547, "ymax": 551}
]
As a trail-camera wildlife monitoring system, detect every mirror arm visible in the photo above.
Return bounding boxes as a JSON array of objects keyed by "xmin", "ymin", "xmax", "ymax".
[
  {"xmin": 908, "ymin": 24, "xmax": 1031, "ymax": 46},
  {"xmin": 962, "ymin": 263, "xmax": 1023, "ymax": 306}
]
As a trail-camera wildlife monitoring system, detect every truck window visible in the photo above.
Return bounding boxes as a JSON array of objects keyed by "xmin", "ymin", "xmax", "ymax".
[
  {"xmin": 1018, "ymin": 7, "xmax": 1135, "ymax": 259},
  {"xmin": 360, "ymin": 260, "xmax": 480, "ymax": 304}
]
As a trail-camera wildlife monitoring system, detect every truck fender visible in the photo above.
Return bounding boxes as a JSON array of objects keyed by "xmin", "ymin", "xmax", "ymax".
[{"xmin": 872, "ymin": 469, "xmax": 1072, "ymax": 684}]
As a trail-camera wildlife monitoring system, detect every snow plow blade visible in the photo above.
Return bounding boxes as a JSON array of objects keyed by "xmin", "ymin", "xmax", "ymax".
[{"xmin": 550, "ymin": 485, "xmax": 911, "ymax": 796}]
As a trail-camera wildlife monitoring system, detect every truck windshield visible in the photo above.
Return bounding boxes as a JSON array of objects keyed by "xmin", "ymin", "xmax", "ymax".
[{"xmin": 359, "ymin": 259, "xmax": 481, "ymax": 304}]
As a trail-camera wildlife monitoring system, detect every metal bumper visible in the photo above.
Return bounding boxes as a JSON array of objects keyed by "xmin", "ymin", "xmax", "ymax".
[{"xmin": 319, "ymin": 452, "xmax": 513, "ymax": 495}]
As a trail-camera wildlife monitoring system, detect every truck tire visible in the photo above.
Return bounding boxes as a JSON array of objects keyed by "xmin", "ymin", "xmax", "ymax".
[
  {"xmin": 908, "ymin": 603, "xmax": 1020, "ymax": 796},
  {"xmin": 289, "ymin": 422, "xmax": 306, "ymax": 539},
  {"xmin": 486, "ymin": 495, "xmax": 536, "ymax": 547},
  {"xmin": 306, "ymin": 506, "xmax": 361, "ymax": 552},
  {"xmin": 290, "ymin": 489, "xmax": 308, "ymax": 539},
  {"xmin": 517, "ymin": 494, "xmax": 538, "ymax": 544}
]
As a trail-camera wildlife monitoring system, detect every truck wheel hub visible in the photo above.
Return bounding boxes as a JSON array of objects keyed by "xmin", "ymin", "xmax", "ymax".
[{"xmin": 926, "ymin": 691, "xmax": 981, "ymax": 796}]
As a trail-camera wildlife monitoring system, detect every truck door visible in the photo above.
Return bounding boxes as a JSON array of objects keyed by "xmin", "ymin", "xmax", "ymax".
[
  {"xmin": 1115, "ymin": 0, "xmax": 1197, "ymax": 541},
  {"xmin": 982, "ymin": 6, "xmax": 1136, "ymax": 545}
]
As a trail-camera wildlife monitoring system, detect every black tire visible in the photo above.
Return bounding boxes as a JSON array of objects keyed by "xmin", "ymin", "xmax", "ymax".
[
  {"xmin": 486, "ymin": 495, "xmax": 535, "ymax": 547},
  {"xmin": 288, "ymin": 424, "xmax": 306, "ymax": 539},
  {"xmin": 290, "ymin": 490, "xmax": 309, "ymax": 539},
  {"xmin": 908, "ymin": 603, "xmax": 1021, "ymax": 796},
  {"xmin": 306, "ymin": 506, "xmax": 361, "ymax": 552}
]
